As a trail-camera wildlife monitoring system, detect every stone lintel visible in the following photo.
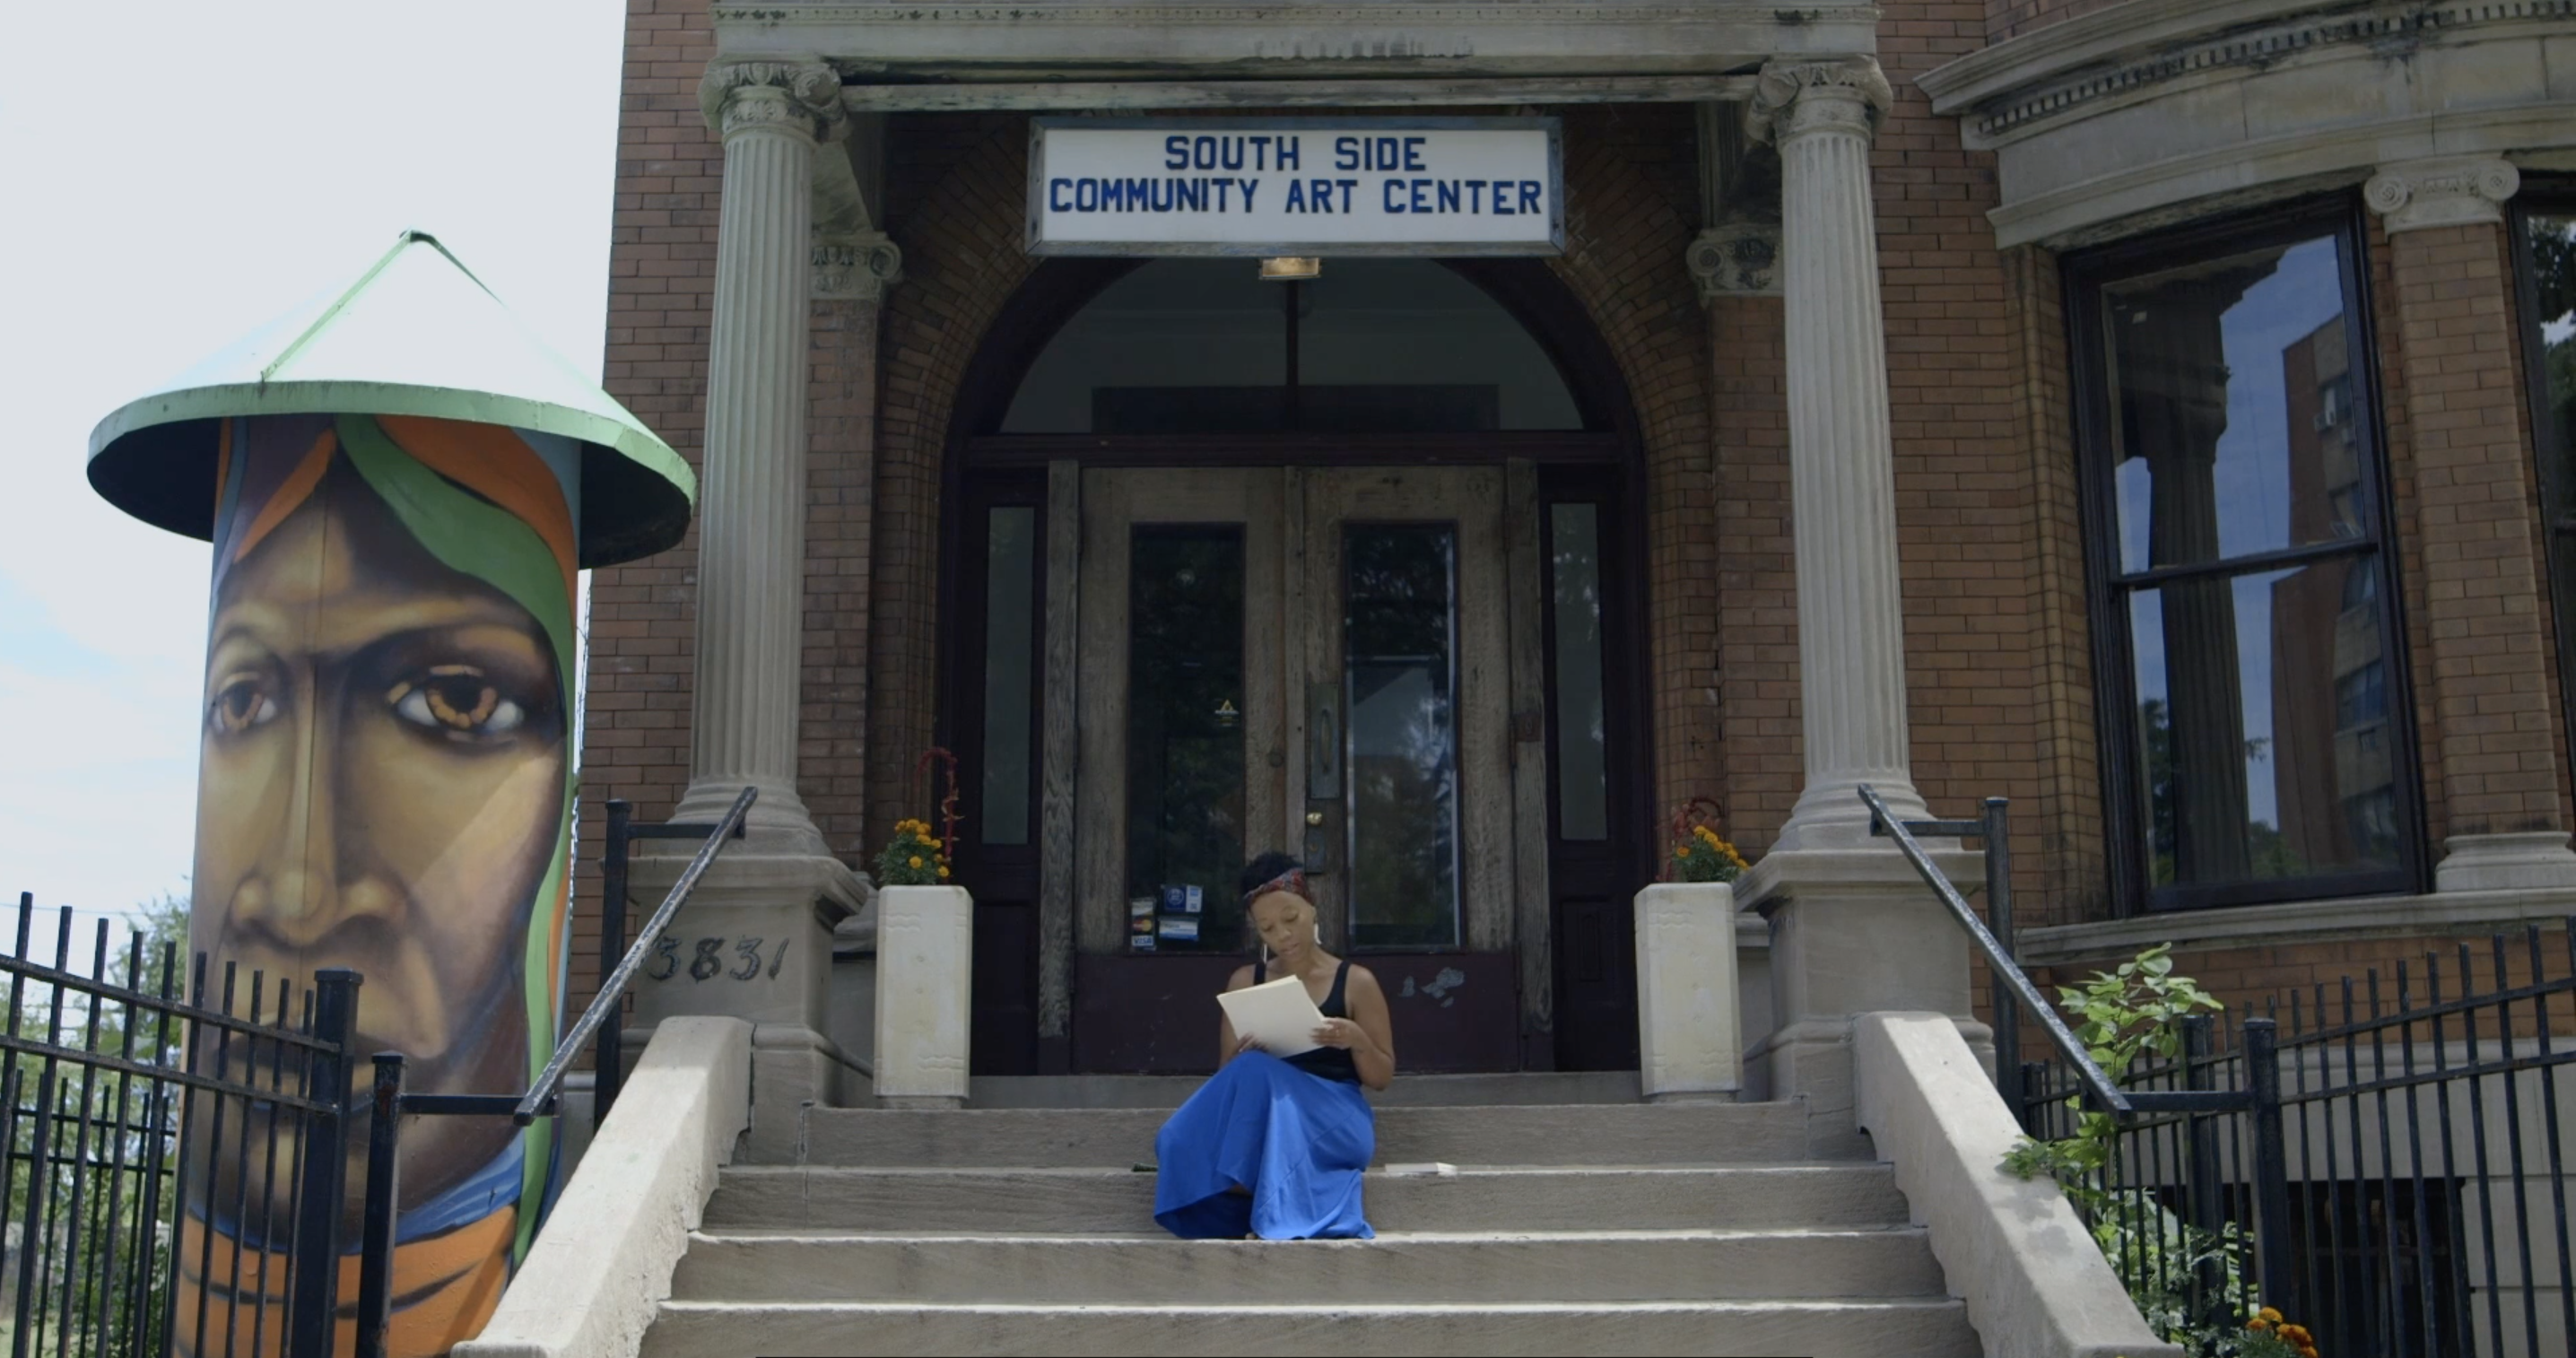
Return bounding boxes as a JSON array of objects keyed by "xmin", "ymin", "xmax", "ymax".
[{"xmin": 712, "ymin": 3, "xmax": 1881, "ymax": 82}]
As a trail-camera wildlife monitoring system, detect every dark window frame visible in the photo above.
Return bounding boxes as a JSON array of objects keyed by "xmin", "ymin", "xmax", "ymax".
[
  {"xmin": 2510, "ymin": 182, "xmax": 2576, "ymax": 818},
  {"xmin": 2066, "ymin": 193, "xmax": 2427, "ymax": 915}
]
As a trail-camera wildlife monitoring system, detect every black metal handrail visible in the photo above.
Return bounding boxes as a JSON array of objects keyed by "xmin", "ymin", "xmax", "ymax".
[
  {"xmin": 1862, "ymin": 784, "xmax": 2298, "ymax": 1324},
  {"xmin": 349, "ymin": 785, "xmax": 756, "ymax": 1357},
  {"xmin": 1860, "ymin": 784, "xmax": 2266, "ymax": 1119}
]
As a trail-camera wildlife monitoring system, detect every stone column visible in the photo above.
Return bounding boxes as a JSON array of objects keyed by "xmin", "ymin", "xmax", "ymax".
[
  {"xmin": 623, "ymin": 62, "xmax": 870, "ymax": 1154},
  {"xmin": 676, "ymin": 61, "xmax": 841, "ymax": 850},
  {"xmin": 1751, "ymin": 58, "xmax": 1931, "ymax": 850},
  {"xmin": 2366, "ymin": 157, "xmax": 2576, "ymax": 892},
  {"xmin": 1734, "ymin": 59, "xmax": 1981, "ymax": 1155}
]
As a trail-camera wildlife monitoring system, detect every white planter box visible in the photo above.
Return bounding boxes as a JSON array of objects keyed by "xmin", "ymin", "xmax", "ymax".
[
  {"xmin": 1634, "ymin": 881, "xmax": 1743, "ymax": 1101},
  {"xmin": 873, "ymin": 884, "xmax": 972, "ymax": 1105}
]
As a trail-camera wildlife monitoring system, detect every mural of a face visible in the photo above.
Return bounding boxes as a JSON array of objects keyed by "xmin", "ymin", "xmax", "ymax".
[{"xmin": 181, "ymin": 413, "xmax": 577, "ymax": 1357}]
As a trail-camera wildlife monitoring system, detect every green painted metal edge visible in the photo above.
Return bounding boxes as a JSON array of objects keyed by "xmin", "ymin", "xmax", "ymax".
[{"xmin": 85, "ymin": 230, "xmax": 695, "ymax": 569}]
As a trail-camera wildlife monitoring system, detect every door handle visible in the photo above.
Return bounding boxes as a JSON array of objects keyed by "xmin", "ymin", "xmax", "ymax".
[{"xmin": 1307, "ymin": 681, "xmax": 1341, "ymax": 799}]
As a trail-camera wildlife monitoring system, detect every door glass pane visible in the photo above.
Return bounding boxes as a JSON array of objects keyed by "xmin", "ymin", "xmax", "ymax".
[
  {"xmin": 1345, "ymin": 525, "xmax": 1461, "ymax": 949},
  {"xmin": 2103, "ymin": 235, "xmax": 2365, "ymax": 574},
  {"xmin": 1126, "ymin": 528, "xmax": 1247, "ymax": 952},
  {"xmin": 2126, "ymin": 556, "xmax": 2402, "ymax": 893},
  {"xmin": 1549, "ymin": 504, "xmax": 1608, "ymax": 840},
  {"xmin": 979, "ymin": 507, "xmax": 1037, "ymax": 845}
]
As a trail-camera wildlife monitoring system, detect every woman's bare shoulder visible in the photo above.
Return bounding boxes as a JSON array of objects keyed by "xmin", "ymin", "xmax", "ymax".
[
  {"xmin": 1344, "ymin": 962, "xmax": 1388, "ymax": 998},
  {"xmin": 1223, "ymin": 962, "xmax": 1259, "ymax": 992}
]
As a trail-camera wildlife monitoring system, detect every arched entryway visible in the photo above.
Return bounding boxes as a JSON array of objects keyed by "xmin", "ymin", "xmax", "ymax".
[{"xmin": 938, "ymin": 257, "xmax": 1656, "ymax": 1075}]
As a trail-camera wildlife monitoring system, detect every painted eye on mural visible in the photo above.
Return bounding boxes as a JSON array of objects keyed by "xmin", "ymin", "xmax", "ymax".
[
  {"xmin": 206, "ymin": 672, "xmax": 281, "ymax": 734},
  {"xmin": 389, "ymin": 665, "xmax": 527, "ymax": 742}
]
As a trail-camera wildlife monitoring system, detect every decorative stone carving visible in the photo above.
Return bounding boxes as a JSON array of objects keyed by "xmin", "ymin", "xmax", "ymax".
[
  {"xmin": 813, "ymin": 230, "xmax": 904, "ymax": 302},
  {"xmin": 700, "ymin": 59, "xmax": 846, "ymax": 144},
  {"xmin": 1744, "ymin": 57, "xmax": 1893, "ymax": 146},
  {"xmin": 1686, "ymin": 222, "xmax": 1780, "ymax": 300},
  {"xmin": 2364, "ymin": 156, "xmax": 2521, "ymax": 233}
]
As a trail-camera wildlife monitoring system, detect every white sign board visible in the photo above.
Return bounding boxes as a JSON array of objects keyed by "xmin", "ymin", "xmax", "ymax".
[{"xmin": 1028, "ymin": 118, "xmax": 1562, "ymax": 257}]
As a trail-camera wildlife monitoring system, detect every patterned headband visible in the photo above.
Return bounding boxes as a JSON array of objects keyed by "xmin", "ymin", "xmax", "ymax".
[{"xmin": 1241, "ymin": 866, "xmax": 1309, "ymax": 904}]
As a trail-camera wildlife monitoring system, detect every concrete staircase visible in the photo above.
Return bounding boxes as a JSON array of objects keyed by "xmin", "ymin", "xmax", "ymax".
[{"xmin": 640, "ymin": 1088, "xmax": 1981, "ymax": 1358}]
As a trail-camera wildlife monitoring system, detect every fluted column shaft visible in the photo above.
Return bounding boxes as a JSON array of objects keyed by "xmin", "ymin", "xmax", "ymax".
[
  {"xmin": 679, "ymin": 70, "xmax": 839, "ymax": 849},
  {"xmin": 1753, "ymin": 60, "xmax": 1928, "ymax": 849}
]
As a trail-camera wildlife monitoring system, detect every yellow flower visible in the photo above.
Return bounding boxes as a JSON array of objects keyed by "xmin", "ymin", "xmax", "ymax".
[
  {"xmin": 938, "ymin": 865, "xmax": 951, "ymax": 879},
  {"xmin": 2258, "ymin": 1308, "xmax": 2283, "ymax": 1325},
  {"xmin": 908, "ymin": 856, "xmax": 924, "ymax": 869},
  {"xmin": 1675, "ymin": 848, "xmax": 1690, "ymax": 859}
]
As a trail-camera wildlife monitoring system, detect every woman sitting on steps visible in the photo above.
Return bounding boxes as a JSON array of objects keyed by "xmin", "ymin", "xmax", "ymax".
[{"xmin": 1153, "ymin": 851, "xmax": 1397, "ymax": 1240}]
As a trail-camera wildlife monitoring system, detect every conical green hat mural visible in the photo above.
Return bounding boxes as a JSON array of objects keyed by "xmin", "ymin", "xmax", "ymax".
[{"xmin": 89, "ymin": 229, "xmax": 694, "ymax": 567}]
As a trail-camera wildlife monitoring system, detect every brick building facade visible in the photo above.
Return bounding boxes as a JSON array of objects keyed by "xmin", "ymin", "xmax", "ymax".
[{"xmin": 579, "ymin": 0, "xmax": 2576, "ymax": 1093}]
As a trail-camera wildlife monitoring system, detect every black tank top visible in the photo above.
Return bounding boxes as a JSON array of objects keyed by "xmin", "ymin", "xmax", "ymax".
[{"xmin": 1251, "ymin": 959, "xmax": 1360, "ymax": 1084}]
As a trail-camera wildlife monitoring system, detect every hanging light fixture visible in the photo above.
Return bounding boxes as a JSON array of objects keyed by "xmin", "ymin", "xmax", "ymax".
[{"xmin": 1258, "ymin": 257, "xmax": 1320, "ymax": 282}]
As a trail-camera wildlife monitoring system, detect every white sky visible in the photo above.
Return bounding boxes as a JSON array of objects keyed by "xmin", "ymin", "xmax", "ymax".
[{"xmin": 0, "ymin": 2, "xmax": 627, "ymax": 925}]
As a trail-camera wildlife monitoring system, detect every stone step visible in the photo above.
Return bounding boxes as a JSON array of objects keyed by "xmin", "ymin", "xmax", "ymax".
[
  {"xmin": 703, "ymin": 1164, "xmax": 1911, "ymax": 1235},
  {"xmin": 668, "ymin": 1227, "xmax": 1949, "ymax": 1304},
  {"xmin": 955, "ymin": 1070, "xmax": 1646, "ymax": 1109},
  {"xmin": 640, "ymin": 1298, "xmax": 1982, "ymax": 1358},
  {"xmin": 797, "ymin": 1101, "xmax": 1806, "ymax": 1168}
]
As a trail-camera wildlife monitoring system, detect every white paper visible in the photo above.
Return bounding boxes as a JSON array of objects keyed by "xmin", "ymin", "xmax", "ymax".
[{"xmin": 1217, "ymin": 974, "xmax": 1327, "ymax": 1058}]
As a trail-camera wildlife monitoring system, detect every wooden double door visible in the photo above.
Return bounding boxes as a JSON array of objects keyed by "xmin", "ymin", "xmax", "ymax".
[{"xmin": 954, "ymin": 461, "xmax": 1644, "ymax": 1074}]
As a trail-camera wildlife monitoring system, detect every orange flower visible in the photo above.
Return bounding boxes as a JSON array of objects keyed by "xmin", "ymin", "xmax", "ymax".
[{"xmin": 2278, "ymin": 1324, "xmax": 2312, "ymax": 1346}]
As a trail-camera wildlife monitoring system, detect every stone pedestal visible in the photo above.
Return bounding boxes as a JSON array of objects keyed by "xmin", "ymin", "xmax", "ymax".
[
  {"xmin": 1634, "ymin": 883, "xmax": 1744, "ymax": 1101},
  {"xmin": 628, "ymin": 847, "xmax": 867, "ymax": 1158},
  {"xmin": 2435, "ymin": 832, "xmax": 2576, "ymax": 893},
  {"xmin": 1737, "ymin": 848, "xmax": 1990, "ymax": 1158},
  {"xmin": 874, "ymin": 885, "xmax": 973, "ymax": 1108}
]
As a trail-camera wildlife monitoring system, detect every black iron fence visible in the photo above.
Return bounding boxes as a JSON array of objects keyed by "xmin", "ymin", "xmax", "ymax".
[
  {"xmin": 2015, "ymin": 923, "xmax": 2576, "ymax": 1358},
  {"xmin": 0, "ymin": 789, "xmax": 745, "ymax": 1356},
  {"xmin": 0, "ymin": 893, "xmax": 361, "ymax": 1358}
]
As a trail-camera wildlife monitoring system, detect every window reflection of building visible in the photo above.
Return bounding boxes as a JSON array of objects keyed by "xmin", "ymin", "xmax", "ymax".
[
  {"xmin": 2083, "ymin": 207, "xmax": 2416, "ymax": 912},
  {"xmin": 2517, "ymin": 207, "xmax": 2576, "ymax": 792},
  {"xmin": 2271, "ymin": 318, "xmax": 2398, "ymax": 874}
]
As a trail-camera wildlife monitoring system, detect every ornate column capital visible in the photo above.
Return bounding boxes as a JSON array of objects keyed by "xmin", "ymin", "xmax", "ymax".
[
  {"xmin": 813, "ymin": 229, "xmax": 904, "ymax": 302},
  {"xmin": 700, "ymin": 60, "xmax": 846, "ymax": 144},
  {"xmin": 2364, "ymin": 156, "xmax": 2520, "ymax": 233},
  {"xmin": 1745, "ymin": 57, "xmax": 1893, "ymax": 146},
  {"xmin": 1686, "ymin": 222, "xmax": 1781, "ymax": 300}
]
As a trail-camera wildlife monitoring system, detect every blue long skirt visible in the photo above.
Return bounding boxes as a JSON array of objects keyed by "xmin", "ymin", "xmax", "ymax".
[{"xmin": 1153, "ymin": 1051, "xmax": 1376, "ymax": 1240}]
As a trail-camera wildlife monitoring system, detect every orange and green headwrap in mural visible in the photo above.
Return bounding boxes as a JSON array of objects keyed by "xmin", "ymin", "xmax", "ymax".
[{"xmin": 181, "ymin": 412, "xmax": 579, "ymax": 1355}]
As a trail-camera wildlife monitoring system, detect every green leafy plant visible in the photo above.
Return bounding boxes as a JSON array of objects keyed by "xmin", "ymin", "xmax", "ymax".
[
  {"xmin": 1664, "ymin": 797, "xmax": 1747, "ymax": 884},
  {"xmin": 872, "ymin": 817, "xmax": 951, "ymax": 886},
  {"xmin": 1996, "ymin": 947, "xmax": 2316, "ymax": 1357}
]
